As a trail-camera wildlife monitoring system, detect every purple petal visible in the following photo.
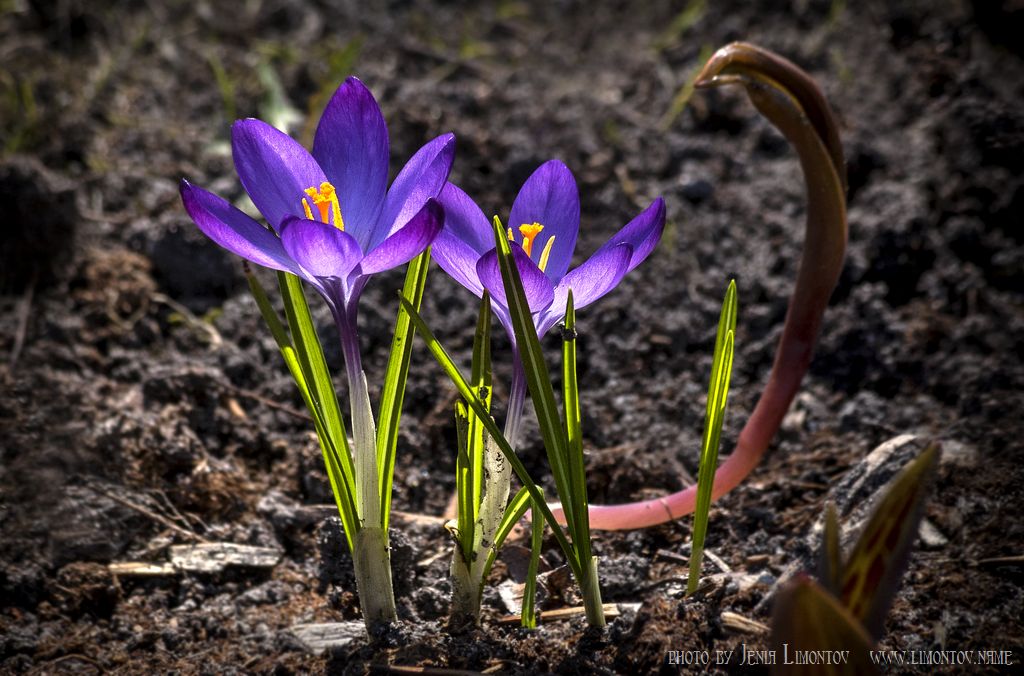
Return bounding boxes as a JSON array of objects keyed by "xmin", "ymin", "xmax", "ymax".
[
  {"xmin": 371, "ymin": 133, "xmax": 455, "ymax": 250},
  {"xmin": 180, "ymin": 179, "xmax": 298, "ymax": 274},
  {"xmin": 476, "ymin": 245, "xmax": 555, "ymax": 314},
  {"xmin": 232, "ymin": 119, "xmax": 327, "ymax": 231},
  {"xmin": 432, "ymin": 230, "xmax": 486, "ymax": 298},
  {"xmin": 280, "ymin": 217, "xmax": 363, "ymax": 279},
  {"xmin": 312, "ymin": 77, "xmax": 389, "ymax": 242},
  {"xmin": 600, "ymin": 198, "xmax": 666, "ymax": 273},
  {"xmin": 508, "ymin": 160, "xmax": 579, "ymax": 283},
  {"xmin": 436, "ymin": 182, "xmax": 493, "ymax": 255},
  {"xmin": 360, "ymin": 199, "xmax": 443, "ymax": 275},
  {"xmin": 549, "ymin": 242, "xmax": 632, "ymax": 317}
]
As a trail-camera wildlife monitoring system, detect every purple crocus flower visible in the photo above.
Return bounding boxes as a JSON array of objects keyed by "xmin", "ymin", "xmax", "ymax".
[
  {"xmin": 433, "ymin": 159, "xmax": 665, "ymax": 339},
  {"xmin": 179, "ymin": 77, "xmax": 454, "ymax": 361},
  {"xmin": 432, "ymin": 159, "xmax": 665, "ymax": 443}
]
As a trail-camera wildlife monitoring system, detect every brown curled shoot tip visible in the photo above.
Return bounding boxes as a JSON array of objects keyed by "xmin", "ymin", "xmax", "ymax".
[
  {"xmin": 694, "ymin": 41, "xmax": 846, "ymax": 191},
  {"xmin": 565, "ymin": 42, "xmax": 849, "ymax": 531}
]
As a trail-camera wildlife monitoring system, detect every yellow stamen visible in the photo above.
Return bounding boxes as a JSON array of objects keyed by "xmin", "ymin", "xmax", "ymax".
[
  {"xmin": 302, "ymin": 181, "xmax": 345, "ymax": 230},
  {"xmin": 537, "ymin": 234, "xmax": 556, "ymax": 272},
  {"xmin": 518, "ymin": 222, "xmax": 544, "ymax": 257},
  {"xmin": 507, "ymin": 227, "xmax": 514, "ymax": 242}
]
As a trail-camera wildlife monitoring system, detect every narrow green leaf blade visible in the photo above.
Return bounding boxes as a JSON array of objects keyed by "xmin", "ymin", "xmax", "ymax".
[
  {"xmin": 522, "ymin": 491, "xmax": 544, "ymax": 629},
  {"xmin": 468, "ymin": 293, "xmax": 494, "ymax": 521},
  {"xmin": 490, "ymin": 216, "xmax": 577, "ymax": 549},
  {"xmin": 278, "ymin": 272, "xmax": 355, "ymax": 489},
  {"xmin": 687, "ymin": 280, "xmax": 737, "ymax": 595},
  {"xmin": 248, "ymin": 270, "xmax": 358, "ymax": 548},
  {"xmin": 399, "ymin": 294, "xmax": 584, "ymax": 582},
  {"xmin": 454, "ymin": 400, "xmax": 474, "ymax": 560},
  {"xmin": 561, "ymin": 292, "xmax": 592, "ymax": 564},
  {"xmin": 377, "ymin": 251, "xmax": 431, "ymax": 531}
]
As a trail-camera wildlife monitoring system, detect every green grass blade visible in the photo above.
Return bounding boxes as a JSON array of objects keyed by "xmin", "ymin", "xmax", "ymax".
[
  {"xmin": 247, "ymin": 270, "xmax": 358, "ymax": 548},
  {"xmin": 399, "ymin": 294, "xmax": 583, "ymax": 582},
  {"xmin": 453, "ymin": 400, "xmax": 474, "ymax": 561},
  {"xmin": 687, "ymin": 280, "xmax": 737, "ymax": 595},
  {"xmin": 468, "ymin": 293, "xmax": 494, "ymax": 520},
  {"xmin": 489, "ymin": 216, "xmax": 577, "ymax": 550},
  {"xmin": 277, "ymin": 273, "xmax": 357, "ymax": 500},
  {"xmin": 522, "ymin": 490, "xmax": 544, "ymax": 629},
  {"xmin": 377, "ymin": 251, "xmax": 431, "ymax": 531},
  {"xmin": 561, "ymin": 292, "xmax": 592, "ymax": 565}
]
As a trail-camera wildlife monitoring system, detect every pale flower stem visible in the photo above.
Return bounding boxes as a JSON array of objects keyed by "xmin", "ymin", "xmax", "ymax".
[
  {"xmin": 503, "ymin": 351, "xmax": 527, "ymax": 448},
  {"xmin": 334, "ymin": 304, "xmax": 381, "ymax": 528},
  {"xmin": 332, "ymin": 303, "xmax": 396, "ymax": 628}
]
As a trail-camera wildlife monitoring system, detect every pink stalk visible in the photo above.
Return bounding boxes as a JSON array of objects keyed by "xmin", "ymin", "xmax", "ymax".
[{"xmin": 556, "ymin": 43, "xmax": 849, "ymax": 530}]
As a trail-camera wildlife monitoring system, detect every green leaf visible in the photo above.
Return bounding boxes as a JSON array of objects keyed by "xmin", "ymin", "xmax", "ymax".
[
  {"xmin": 839, "ymin": 442, "xmax": 940, "ymax": 640},
  {"xmin": 687, "ymin": 279, "xmax": 737, "ymax": 595},
  {"xmin": 376, "ymin": 251, "xmax": 430, "ymax": 531},
  {"xmin": 561, "ymin": 292, "xmax": 592, "ymax": 565},
  {"xmin": 278, "ymin": 273, "xmax": 356, "ymax": 499},
  {"xmin": 489, "ymin": 215, "xmax": 577, "ymax": 550},
  {"xmin": 522, "ymin": 490, "xmax": 544, "ymax": 629},
  {"xmin": 247, "ymin": 270, "xmax": 358, "ymax": 548},
  {"xmin": 399, "ymin": 293, "xmax": 583, "ymax": 582},
  {"xmin": 453, "ymin": 400, "xmax": 474, "ymax": 561},
  {"xmin": 468, "ymin": 293, "xmax": 494, "ymax": 520}
]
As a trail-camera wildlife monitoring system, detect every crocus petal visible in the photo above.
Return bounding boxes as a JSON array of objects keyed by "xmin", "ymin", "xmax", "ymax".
[
  {"xmin": 232, "ymin": 119, "xmax": 328, "ymax": 232},
  {"xmin": 371, "ymin": 133, "xmax": 456, "ymax": 250},
  {"xmin": 432, "ymin": 230, "xmax": 486, "ymax": 298},
  {"xmin": 360, "ymin": 199, "xmax": 443, "ymax": 275},
  {"xmin": 312, "ymin": 77, "xmax": 389, "ymax": 241},
  {"xmin": 508, "ymin": 159, "xmax": 580, "ymax": 283},
  {"xmin": 548, "ymin": 242, "xmax": 633, "ymax": 319},
  {"xmin": 180, "ymin": 179, "xmax": 299, "ymax": 274},
  {"xmin": 599, "ymin": 197, "xmax": 666, "ymax": 273},
  {"xmin": 476, "ymin": 246, "xmax": 555, "ymax": 314},
  {"xmin": 280, "ymin": 217, "xmax": 363, "ymax": 280},
  {"xmin": 436, "ymin": 182, "xmax": 493, "ymax": 255}
]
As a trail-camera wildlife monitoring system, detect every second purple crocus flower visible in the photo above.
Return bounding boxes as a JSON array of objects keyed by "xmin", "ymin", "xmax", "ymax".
[
  {"xmin": 433, "ymin": 160, "xmax": 665, "ymax": 339},
  {"xmin": 432, "ymin": 159, "xmax": 665, "ymax": 443}
]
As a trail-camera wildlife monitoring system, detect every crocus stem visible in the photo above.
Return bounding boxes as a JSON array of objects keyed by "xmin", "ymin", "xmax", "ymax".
[
  {"xmin": 581, "ymin": 556, "xmax": 605, "ymax": 627},
  {"xmin": 353, "ymin": 525, "xmax": 397, "ymax": 626},
  {"xmin": 332, "ymin": 302, "xmax": 396, "ymax": 626},
  {"xmin": 334, "ymin": 303, "xmax": 382, "ymax": 528},
  {"xmin": 503, "ymin": 349, "xmax": 528, "ymax": 448},
  {"xmin": 551, "ymin": 42, "xmax": 847, "ymax": 531}
]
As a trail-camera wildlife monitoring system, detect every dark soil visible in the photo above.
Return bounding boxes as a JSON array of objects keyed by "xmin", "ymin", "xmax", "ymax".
[{"xmin": 2, "ymin": 0, "xmax": 1022, "ymax": 673}]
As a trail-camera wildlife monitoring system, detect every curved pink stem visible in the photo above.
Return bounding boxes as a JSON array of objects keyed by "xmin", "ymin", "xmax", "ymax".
[{"xmin": 555, "ymin": 43, "xmax": 849, "ymax": 530}]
